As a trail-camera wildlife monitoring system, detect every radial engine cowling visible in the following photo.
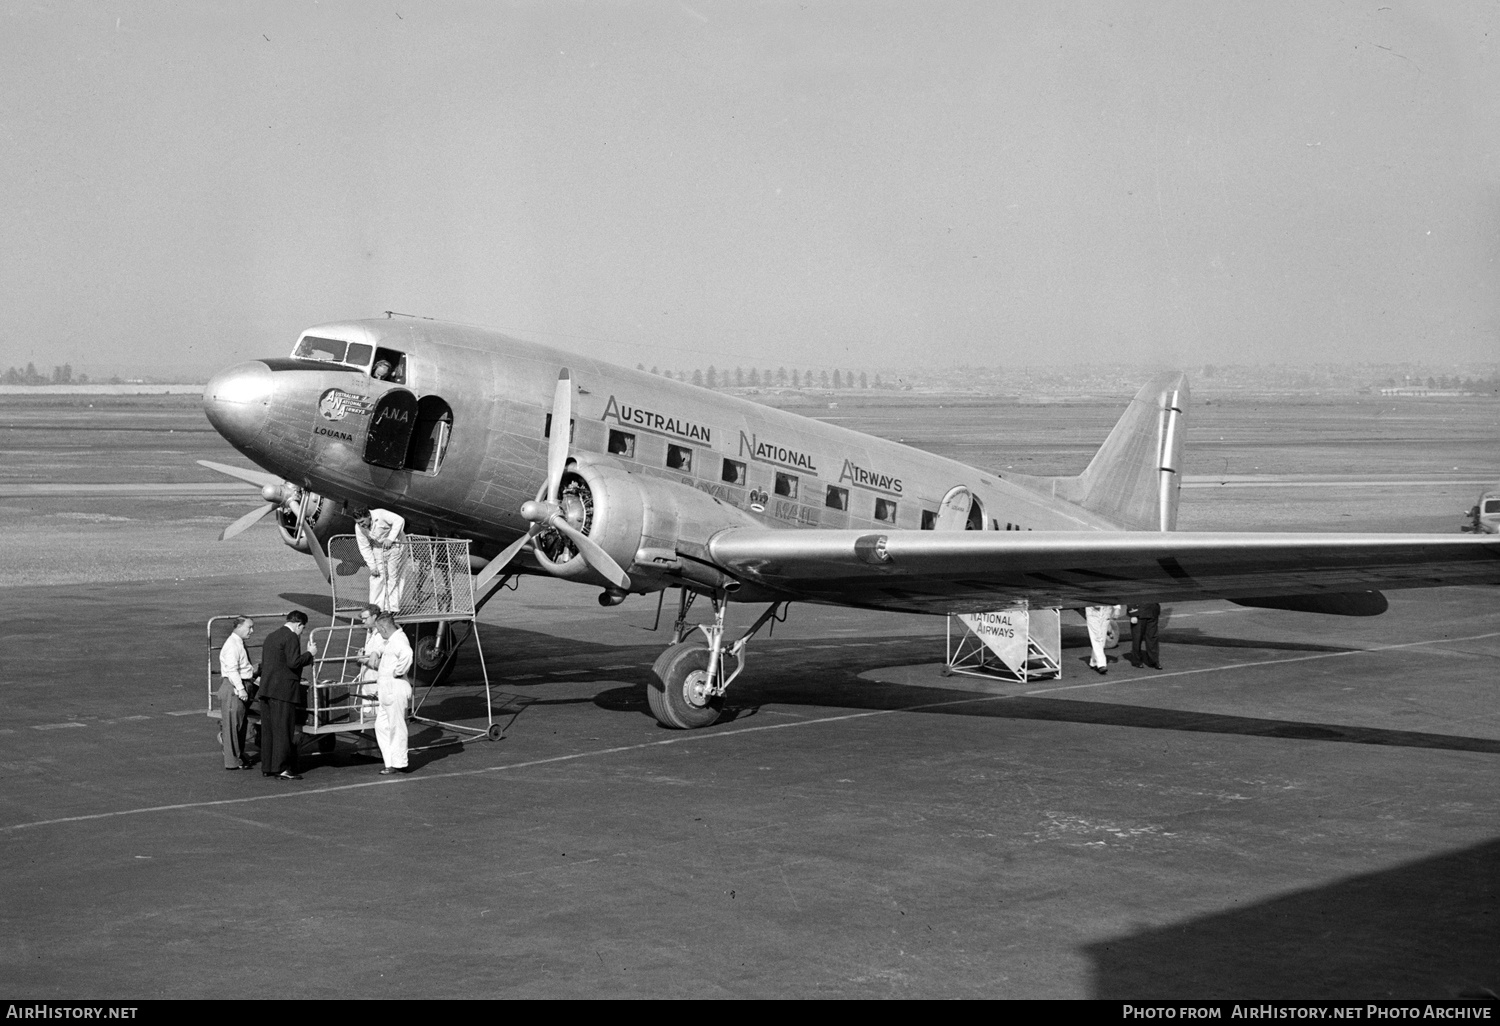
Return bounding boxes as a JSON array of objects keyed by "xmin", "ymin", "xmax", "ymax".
[
  {"xmin": 530, "ymin": 457, "xmax": 760, "ymax": 591},
  {"xmin": 274, "ymin": 490, "xmax": 355, "ymax": 554}
]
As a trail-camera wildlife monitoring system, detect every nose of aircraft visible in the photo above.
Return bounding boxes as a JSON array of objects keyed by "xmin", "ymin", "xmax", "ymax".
[{"xmin": 203, "ymin": 361, "xmax": 273, "ymax": 445}]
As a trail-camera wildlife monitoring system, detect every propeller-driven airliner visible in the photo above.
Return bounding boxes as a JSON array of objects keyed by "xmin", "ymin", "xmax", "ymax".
[{"xmin": 200, "ymin": 317, "xmax": 1500, "ymax": 729}]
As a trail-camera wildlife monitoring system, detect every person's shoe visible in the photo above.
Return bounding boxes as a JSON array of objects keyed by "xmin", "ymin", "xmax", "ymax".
[
  {"xmin": 1147, "ymin": 662, "xmax": 1162, "ymax": 670},
  {"xmin": 1092, "ymin": 664, "xmax": 1108, "ymax": 675},
  {"xmin": 379, "ymin": 768, "xmax": 399, "ymax": 775},
  {"xmin": 239, "ymin": 762, "xmax": 253, "ymax": 770},
  {"xmin": 277, "ymin": 771, "xmax": 303, "ymax": 781},
  {"xmin": 262, "ymin": 772, "xmax": 275, "ymax": 778},
  {"xmin": 225, "ymin": 765, "xmax": 245, "ymax": 771}
]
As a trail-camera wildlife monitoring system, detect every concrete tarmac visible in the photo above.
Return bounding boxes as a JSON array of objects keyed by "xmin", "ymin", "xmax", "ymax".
[{"xmin": 1, "ymin": 566, "xmax": 1496, "ymax": 999}]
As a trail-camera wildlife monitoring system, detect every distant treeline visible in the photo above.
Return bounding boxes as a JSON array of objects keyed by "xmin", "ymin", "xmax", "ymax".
[
  {"xmin": 634, "ymin": 364, "xmax": 901, "ymax": 390},
  {"xmin": 1, "ymin": 362, "xmax": 96, "ymax": 385}
]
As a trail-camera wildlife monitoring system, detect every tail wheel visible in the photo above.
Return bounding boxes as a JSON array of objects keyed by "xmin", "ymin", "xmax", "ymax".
[{"xmin": 647, "ymin": 638, "xmax": 723, "ymax": 729}]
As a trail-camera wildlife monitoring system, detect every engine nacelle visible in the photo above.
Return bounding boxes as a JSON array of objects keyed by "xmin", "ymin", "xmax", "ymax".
[
  {"xmin": 274, "ymin": 490, "xmax": 356, "ymax": 554},
  {"xmin": 530, "ymin": 457, "xmax": 762, "ymax": 592}
]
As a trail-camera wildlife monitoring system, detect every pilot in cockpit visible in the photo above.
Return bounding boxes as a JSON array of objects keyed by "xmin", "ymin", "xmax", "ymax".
[{"xmin": 372, "ymin": 360, "xmax": 393, "ymax": 381}]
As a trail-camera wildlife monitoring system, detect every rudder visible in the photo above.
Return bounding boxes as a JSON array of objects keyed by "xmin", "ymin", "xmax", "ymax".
[{"xmin": 1015, "ymin": 372, "xmax": 1188, "ymax": 531}]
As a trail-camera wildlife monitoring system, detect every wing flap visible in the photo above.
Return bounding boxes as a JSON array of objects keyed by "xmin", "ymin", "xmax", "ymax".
[{"xmin": 706, "ymin": 529, "xmax": 1500, "ymax": 614}]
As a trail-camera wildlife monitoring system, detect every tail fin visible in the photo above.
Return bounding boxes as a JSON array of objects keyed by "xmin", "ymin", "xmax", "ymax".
[{"xmin": 1013, "ymin": 372, "xmax": 1189, "ymax": 531}]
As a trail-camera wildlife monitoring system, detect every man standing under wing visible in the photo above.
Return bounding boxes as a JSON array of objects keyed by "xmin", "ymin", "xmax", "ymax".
[{"xmin": 372, "ymin": 612, "xmax": 414, "ymax": 775}]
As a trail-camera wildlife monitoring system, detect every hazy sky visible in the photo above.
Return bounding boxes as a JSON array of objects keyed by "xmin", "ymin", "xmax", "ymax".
[{"xmin": 3, "ymin": 1, "xmax": 1497, "ymax": 379}]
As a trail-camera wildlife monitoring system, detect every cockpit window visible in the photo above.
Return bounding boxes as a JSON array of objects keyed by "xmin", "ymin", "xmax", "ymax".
[
  {"xmin": 293, "ymin": 336, "xmax": 375, "ymax": 372},
  {"xmin": 1483, "ymin": 499, "xmax": 1500, "ymax": 514},
  {"xmin": 294, "ymin": 336, "xmax": 348, "ymax": 362}
]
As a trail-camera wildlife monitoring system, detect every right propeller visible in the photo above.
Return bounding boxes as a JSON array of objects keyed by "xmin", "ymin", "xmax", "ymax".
[{"xmin": 472, "ymin": 369, "xmax": 631, "ymax": 593}]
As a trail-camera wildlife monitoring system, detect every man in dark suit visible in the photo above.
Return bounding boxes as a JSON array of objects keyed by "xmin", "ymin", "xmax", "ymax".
[
  {"xmin": 1128, "ymin": 602, "xmax": 1162, "ymax": 669},
  {"xmin": 257, "ymin": 610, "xmax": 318, "ymax": 780}
]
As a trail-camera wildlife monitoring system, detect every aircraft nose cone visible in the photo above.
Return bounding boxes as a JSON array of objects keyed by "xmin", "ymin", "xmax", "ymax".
[{"xmin": 203, "ymin": 361, "xmax": 273, "ymax": 445}]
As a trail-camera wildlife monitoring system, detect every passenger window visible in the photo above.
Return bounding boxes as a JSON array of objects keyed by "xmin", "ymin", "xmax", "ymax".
[
  {"xmin": 921, "ymin": 510, "xmax": 937, "ymax": 530},
  {"xmin": 294, "ymin": 336, "xmax": 346, "ymax": 362},
  {"xmin": 608, "ymin": 430, "xmax": 636, "ymax": 458},
  {"xmin": 874, "ymin": 498, "xmax": 898, "ymax": 523},
  {"xmin": 825, "ymin": 485, "xmax": 848, "ymax": 510},
  {"xmin": 543, "ymin": 414, "xmax": 575, "ymax": 443},
  {"xmin": 774, "ymin": 473, "xmax": 799, "ymax": 499},
  {"xmin": 666, "ymin": 444, "xmax": 693, "ymax": 472},
  {"xmin": 721, "ymin": 458, "xmax": 746, "ymax": 485}
]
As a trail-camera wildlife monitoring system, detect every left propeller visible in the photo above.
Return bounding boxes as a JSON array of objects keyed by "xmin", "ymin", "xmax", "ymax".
[{"xmin": 198, "ymin": 460, "xmax": 331, "ymax": 582}]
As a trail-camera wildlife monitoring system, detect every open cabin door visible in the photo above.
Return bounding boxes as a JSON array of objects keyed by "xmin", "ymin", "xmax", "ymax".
[
  {"xmin": 936, "ymin": 486, "xmax": 987, "ymax": 531},
  {"xmin": 364, "ymin": 389, "xmax": 418, "ymax": 469}
]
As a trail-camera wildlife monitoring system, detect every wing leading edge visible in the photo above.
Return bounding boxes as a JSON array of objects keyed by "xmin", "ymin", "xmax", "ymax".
[{"xmin": 706, "ymin": 528, "xmax": 1500, "ymax": 615}]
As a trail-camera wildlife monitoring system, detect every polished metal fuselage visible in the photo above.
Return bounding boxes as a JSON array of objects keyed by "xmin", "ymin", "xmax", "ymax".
[{"xmin": 205, "ymin": 319, "xmax": 1121, "ymax": 566}]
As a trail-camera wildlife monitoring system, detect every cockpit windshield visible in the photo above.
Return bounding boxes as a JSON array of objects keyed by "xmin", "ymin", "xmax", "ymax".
[
  {"xmin": 293, "ymin": 335, "xmax": 374, "ymax": 371},
  {"xmin": 1483, "ymin": 498, "xmax": 1500, "ymax": 515}
]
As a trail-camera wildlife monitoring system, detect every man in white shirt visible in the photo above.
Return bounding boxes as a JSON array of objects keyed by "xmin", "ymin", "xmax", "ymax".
[
  {"xmin": 218, "ymin": 616, "xmax": 257, "ymax": 770},
  {"xmin": 352, "ymin": 603, "xmax": 384, "ymax": 726},
  {"xmin": 371, "ymin": 612, "xmax": 414, "ymax": 774},
  {"xmin": 356, "ymin": 508, "xmax": 407, "ymax": 612}
]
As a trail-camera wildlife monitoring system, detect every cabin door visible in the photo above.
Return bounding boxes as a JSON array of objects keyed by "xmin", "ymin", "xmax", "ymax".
[{"xmin": 364, "ymin": 389, "xmax": 418, "ymax": 469}]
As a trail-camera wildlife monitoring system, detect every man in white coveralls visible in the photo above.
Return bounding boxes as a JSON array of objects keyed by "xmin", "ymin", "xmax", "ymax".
[{"xmin": 371, "ymin": 612, "xmax": 413, "ymax": 774}]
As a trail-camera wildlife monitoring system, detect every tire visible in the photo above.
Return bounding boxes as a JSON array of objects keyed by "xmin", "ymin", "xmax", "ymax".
[
  {"xmin": 404, "ymin": 621, "xmax": 464, "ymax": 686},
  {"xmin": 1105, "ymin": 618, "xmax": 1120, "ymax": 649},
  {"xmin": 486, "ymin": 723, "xmax": 504, "ymax": 741},
  {"xmin": 647, "ymin": 640, "xmax": 724, "ymax": 729}
]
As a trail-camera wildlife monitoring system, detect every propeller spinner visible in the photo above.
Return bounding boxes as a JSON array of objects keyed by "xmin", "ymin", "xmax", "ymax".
[
  {"xmin": 472, "ymin": 370, "xmax": 631, "ymax": 593},
  {"xmin": 198, "ymin": 459, "xmax": 332, "ymax": 582}
]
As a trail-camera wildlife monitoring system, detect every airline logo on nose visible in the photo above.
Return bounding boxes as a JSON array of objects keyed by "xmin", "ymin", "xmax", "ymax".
[{"xmin": 319, "ymin": 388, "xmax": 375, "ymax": 422}]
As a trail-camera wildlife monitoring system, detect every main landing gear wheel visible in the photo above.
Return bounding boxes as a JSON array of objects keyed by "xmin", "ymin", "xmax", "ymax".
[
  {"xmin": 647, "ymin": 637, "xmax": 723, "ymax": 730},
  {"xmin": 405, "ymin": 621, "xmax": 467, "ymax": 686}
]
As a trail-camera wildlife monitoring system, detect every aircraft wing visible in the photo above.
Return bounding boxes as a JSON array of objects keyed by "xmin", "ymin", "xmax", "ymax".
[{"xmin": 705, "ymin": 529, "xmax": 1500, "ymax": 614}]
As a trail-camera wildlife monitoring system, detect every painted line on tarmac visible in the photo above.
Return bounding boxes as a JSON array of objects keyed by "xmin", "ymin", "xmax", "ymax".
[
  {"xmin": 6, "ymin": 628, "xmax": 1499, "ymax": 835},
  {"xmin": 0, "ymin": 693, "xmax": 1027, "ymax": 833}
]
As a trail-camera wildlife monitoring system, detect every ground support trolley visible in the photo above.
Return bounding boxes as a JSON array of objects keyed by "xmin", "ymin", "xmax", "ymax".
[{"xmin": 322, "ymin": 533, "xmax": 499, "ymax": 745}]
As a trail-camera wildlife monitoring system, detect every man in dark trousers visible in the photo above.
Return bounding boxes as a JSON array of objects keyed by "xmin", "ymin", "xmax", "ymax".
[
  {"xmin": 257, "ymin": 610, "xmax": 318, "ymax": 780},
  {"xmin": 1128, "ymin": 602, "xmax": 1162, "ymax": 669}
]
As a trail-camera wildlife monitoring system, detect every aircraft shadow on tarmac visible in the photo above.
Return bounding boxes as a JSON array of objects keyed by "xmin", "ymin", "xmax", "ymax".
[
  {"xmin": 1083, "ymin": 836, "xmax": 1500, "ymax": 999},
  {"xmin": 323, "ymin": 624, "xmax": 1494, "ymax": 756}
]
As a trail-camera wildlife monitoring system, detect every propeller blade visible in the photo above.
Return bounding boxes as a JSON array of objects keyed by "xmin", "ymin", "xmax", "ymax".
[
  {"xmin": 197, "ymin": 459, "xmax": 282, "ymax": 490},
  {"xmin": 472, "ymin": 530, "xmax": 533, "ymax": 593},
  {"xmin": 304, "ymin": 522, "xmax": 332, "ymax": 584},
  {"xmin": 550, "ymin": 516, "xmax": 632, "ymax": 590},
  {"xmin": 294, "ymin": 491, "xmax": 332, "ymax": 583},
  {"xmin": 546, "ymin": 369, "xmax": 572, "ymax": 503},
  {"xmin": 220, "ymin": 502, "xmax": 276, "ymax": 541}
]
